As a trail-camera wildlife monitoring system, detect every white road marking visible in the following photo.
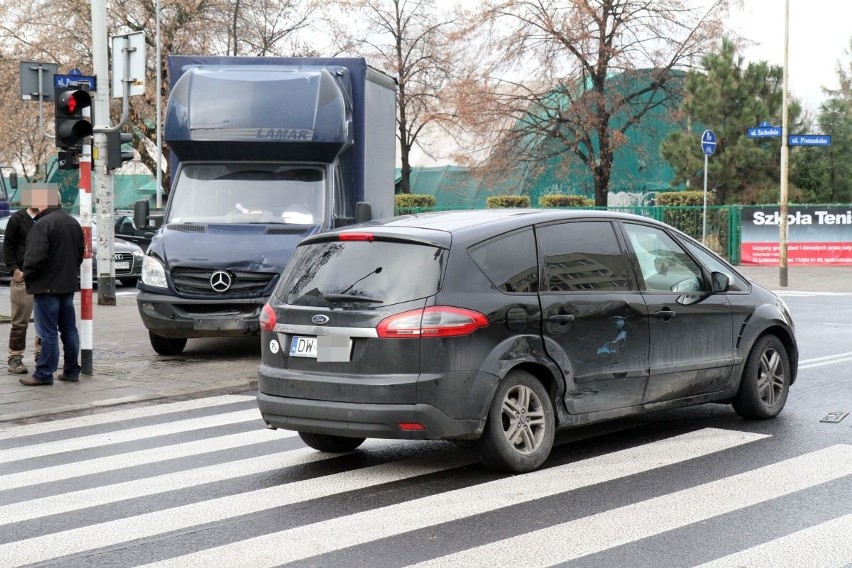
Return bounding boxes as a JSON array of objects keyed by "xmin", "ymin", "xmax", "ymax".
[
  {"xmin": 406, "ymin": 445, "xmax": 852, "ymax": 568},
  {"xmin": 0, "ymin": 394, "xmax": 254, "ymax": 439},
  {"xmin": 124, "ymin": 428, "xmax": 767, "ymax": 568}
]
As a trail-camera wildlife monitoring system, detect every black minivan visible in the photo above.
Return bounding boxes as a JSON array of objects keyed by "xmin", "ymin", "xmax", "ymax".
[{"xmin": 257, "ymin": 209, "xmax": 797, "ymax": 473}]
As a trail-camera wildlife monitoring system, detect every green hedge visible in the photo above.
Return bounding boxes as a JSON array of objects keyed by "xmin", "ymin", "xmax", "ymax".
[
  {"xmin": 395, "ymin": 194, "xmax": 436, "ymax": 209},
  {"xmin": 486, "ymin": 195, "xmax": 530, "ymax": 208},
  {"xmin": 538, "ymin": 194, "xmax": 595, "ymax": 207},
  {"xmin": 655, "ymin": 190, "xmax": 711, "ymax": 206}
]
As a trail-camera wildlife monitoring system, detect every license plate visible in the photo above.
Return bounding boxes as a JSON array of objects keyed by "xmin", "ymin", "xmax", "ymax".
[
  {"xmin": 115, "ymin": 261, "xmax": 130, "ymax": 270},
  {"xmin": 289, "ymin": 336, "xmax": 318, "ymax": 358},
  {"xmin": 289, "ymin": 335, "xmax": 352, "ymax": 361}
]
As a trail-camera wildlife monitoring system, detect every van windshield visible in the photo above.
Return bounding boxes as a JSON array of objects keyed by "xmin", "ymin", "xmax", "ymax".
[{"xmin": 167, "ymin": 163, "xmax": 325, "ymax": 225}]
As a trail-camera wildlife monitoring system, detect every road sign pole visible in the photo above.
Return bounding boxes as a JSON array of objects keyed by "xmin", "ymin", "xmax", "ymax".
[
  {"xmin": 79, "ymin": 138, "xmax": 93, "ymax": 375},
  {"xmin": 703, "ymin": 153, "xmax": 708, "ymax": 244}
]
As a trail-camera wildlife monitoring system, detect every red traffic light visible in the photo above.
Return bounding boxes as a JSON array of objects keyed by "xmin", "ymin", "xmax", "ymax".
[
  {"xmin": 54, "ymin": 86, "xmax": 93, "ymax": 148},
  {"xmin": 55, "ymin": 87, "xmax": 92, "ymax": 117}
]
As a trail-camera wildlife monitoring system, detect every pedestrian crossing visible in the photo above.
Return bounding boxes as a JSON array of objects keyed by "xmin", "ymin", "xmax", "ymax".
[{"xmin": 0, "ymin": 394, "xmax": 849, "ymax": 568}]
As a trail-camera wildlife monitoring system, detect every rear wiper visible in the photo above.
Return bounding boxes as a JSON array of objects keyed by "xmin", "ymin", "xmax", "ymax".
[{"xmin": 323, "ymin": 294, "xmax": 383, "ymax": 303}]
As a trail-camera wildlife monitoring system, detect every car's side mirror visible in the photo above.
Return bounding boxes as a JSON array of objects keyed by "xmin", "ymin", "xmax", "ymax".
[
  {"xmin": 711, "ymin": 271, "xmax": 730, "ymax": 294},
  {"xmin": 355, "ymin": 202, "xmax": 373, "ymax": 223},
  {"xmin": 9, "ymin": 172, "xmax": 17, "ymax": 190},
  {"xmin": 134, "ymin": 200, "xmax": 150, "ymax": 230}
]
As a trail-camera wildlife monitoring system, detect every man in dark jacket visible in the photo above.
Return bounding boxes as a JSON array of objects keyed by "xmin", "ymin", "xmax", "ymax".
[
  {"xmin": 20, "ymin": 188, "xmax": 84, "ymax": 386},
  {"xmin": 3, "ymin": 200, "xmax": 41, "ymax": 374}
]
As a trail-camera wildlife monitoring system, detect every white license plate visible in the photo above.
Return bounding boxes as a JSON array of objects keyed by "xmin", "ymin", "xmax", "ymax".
[
  {"xmin": 115, "ymin": 261, "xmax": 130, "ymax": 270},
  {"xmin": 289, "ymin": 336, "xmax": 318, "ymax": 358},
  {"xmin": 288, "ymin": 335, "xmax": 352, "ymax": 362}
]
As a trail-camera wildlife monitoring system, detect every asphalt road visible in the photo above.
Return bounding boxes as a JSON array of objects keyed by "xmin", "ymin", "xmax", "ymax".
[{"xmin": 0, "ymin": 291, "xmax": 849, "ymax": 566}]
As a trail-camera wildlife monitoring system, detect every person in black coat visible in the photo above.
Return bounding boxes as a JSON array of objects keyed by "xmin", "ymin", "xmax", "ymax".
[
  {"xmin": 3, "ymin": 203, "xmax": 41, "ymax": 374},
  {"xmin": 19, "ymin": 189, "xmax": 84, "ymax": 386}
]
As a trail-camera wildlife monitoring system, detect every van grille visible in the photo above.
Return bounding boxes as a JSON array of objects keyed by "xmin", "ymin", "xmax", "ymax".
[{"xmin": 171, "ymin": 267, "xmax": 276, "ymax": 296}]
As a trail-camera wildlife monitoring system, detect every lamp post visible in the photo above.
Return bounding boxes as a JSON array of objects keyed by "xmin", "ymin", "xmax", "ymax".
[{"xmin": 779, "ymin": 0, "xmax": 790, "ymax": 287}]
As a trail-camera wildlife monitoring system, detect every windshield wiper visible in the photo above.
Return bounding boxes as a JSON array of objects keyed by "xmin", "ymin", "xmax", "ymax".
[{"xmin": 323, "ymin": 294, "xmax": 383, "ymax": 303}]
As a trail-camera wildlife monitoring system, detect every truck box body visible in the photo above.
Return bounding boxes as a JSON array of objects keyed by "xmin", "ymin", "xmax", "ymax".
[{"xmin": 136, "ymin": 56, "xmax": 396, "ymax": 355}]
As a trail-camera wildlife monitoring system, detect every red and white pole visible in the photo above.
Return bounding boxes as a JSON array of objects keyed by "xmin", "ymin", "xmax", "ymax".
[{"xmin": 79, "ymin": 139, "xmax": 94, "ymax": 375}]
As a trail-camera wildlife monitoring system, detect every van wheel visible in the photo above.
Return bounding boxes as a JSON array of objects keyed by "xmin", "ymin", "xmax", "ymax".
[
  {"xmin": 120, "ymin": 277, "xmax": 139, "ymax": 287},
  {"xmin": 733, "ymin": 335, "xmax": 790, "ymax": 419},
  {"xmin": 298, "ymin": 432, "xmax": 366, "ymax": 452},
  {"xmin": 149, "ymin": 332, "xmax": 187, "ymax": 356},
  {"xmin": 477, "ymin": 370, "xmax": 555, "ymax": 473}
]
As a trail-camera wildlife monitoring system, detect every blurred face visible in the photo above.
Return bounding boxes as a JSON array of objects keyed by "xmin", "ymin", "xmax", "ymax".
[{"xmin": 21, "ymin": 186, "xmax": 59, "ymax": 211}]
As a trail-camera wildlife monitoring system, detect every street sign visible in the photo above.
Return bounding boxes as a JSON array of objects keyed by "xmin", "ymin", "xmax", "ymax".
[
  {"xmin": 54, "ymin": 72, "xmax": 97, "ymax": 91},
  {"xmin": 788, "ymin": 135, "xmax": 832, "ymax": 147},
  {"xmin": 19, "ymin": 61, "xmax": 59, "ymax": 101},
  {"xmin": 701, "ymin": 130, "xmax": 717, "ymax": 156},
  {"xmin": 747, "ymin": 121, "xmax": 782, "ymax": 138}
]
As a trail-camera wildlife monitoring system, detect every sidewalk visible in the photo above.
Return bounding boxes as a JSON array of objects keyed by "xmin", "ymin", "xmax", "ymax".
[
  {"xmin": 0, "ymin": 293, "xmax": 258, "ymax": 426},
  {"xmin": 1, "ymin": 265, "xmax": 850, "ymax": 426}
]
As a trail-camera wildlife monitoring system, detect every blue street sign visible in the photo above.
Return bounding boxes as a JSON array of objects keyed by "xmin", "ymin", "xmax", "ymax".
[
  {"xmin": 701, "ymin": 130, "xmax": 717, "ymax": 156},
  {"xmin": 53, "ymin": 72, "xmax": 96, "ymax": 91},
  {"xmin": 747, "ymin": 121, "xmax": 782, "ymax": 138},
  {"xmin": 788, "ymin": 134, "xmax": 832, "ymax": 147}
]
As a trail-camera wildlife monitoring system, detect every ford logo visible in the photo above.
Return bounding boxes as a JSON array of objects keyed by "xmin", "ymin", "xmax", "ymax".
[{"xmin": 311, "ymin": 314, "xmax": 330, "ymax": 325}]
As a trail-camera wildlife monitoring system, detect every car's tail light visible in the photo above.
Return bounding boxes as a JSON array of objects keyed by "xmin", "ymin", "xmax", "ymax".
[
  {"xmin": 338, "ymin": 232, "xmax": 374, "ymax": 241},
  {"xmin": 260, "ymin": 303, "xmax": 276, "ymax": 332},
  {"xmin": 377, "ymin": 307, "xmax": 488, "ymax": 338}
]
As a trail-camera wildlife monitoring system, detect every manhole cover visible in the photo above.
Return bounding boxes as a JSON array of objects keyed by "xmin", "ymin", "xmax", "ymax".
[{"xmin": 820, "ymin": 411, "xmax": 849, "ymax": 423}]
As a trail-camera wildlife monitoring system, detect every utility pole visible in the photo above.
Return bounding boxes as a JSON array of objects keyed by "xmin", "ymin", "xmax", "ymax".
[
  {"xmin": 91, "ymin": 0, "xmax": 116, "ymax": 305},
  {"xmin": 779, "ymin": 0, "xmax": 790, "ymax": 287}
]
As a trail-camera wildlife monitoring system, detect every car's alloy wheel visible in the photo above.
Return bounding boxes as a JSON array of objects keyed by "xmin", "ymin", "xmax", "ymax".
[
  {"xmin": 478, "ymin": 370, "xmax": 555, "ymax": 473},
  {"xmin": 733, "ymin": 335, "xmax": 790, "ymax": 419}
]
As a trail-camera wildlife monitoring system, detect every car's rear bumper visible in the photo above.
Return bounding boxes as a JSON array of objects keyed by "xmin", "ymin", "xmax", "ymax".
[{"xmin": 256, "ymin": 391, "xmax": 486, "ymax": 440}]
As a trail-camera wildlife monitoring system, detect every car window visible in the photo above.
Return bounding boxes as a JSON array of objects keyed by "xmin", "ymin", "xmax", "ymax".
[
  {"xmin": 469, "ymin": 228, "xmax": 538, "ymax": 293},
  {"xmin": 622, "ymin": 222, "xmax": 705, "ymax": 293},
  {"xmin": 681, "ymin": 239, "xmax": 748, "ymax": 292},
  {"xmin": 537, "ymin": 221, "xmax": 630, "ymax": 292},
  {"xmin": 275, "ymin": 239, "xmax": 446, "ymax": 307}
]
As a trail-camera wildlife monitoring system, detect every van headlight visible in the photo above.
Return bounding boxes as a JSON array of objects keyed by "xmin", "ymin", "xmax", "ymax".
[{"xmin": 142, "ymin": 255, "xmax": 167, "ymax": 288}]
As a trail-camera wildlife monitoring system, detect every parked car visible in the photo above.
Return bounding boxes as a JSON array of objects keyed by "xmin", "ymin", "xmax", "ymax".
[
  {"xmin": 258, "ymin": 209, "xmax": 798, "ymax": 473},
  {"xmin": 0, "ymin": 214, "xmax": 10, "ymax": 278},
  {"xmin": 72, "ymin": 216, "xmax": 144, "ymax": 287},
  {"xmin": 1, "ymin": 214, "xmax": 144, "ymax": 285}
]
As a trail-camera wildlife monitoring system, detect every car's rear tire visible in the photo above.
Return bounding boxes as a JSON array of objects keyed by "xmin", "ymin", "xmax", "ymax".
[
  {"xmin": 477, "ymin": 370, "xmax": 555, "ymax": 473},
  {"xmin": 733, "ymin": 335, "xmax": 790, "ymax": 419},
  {"xmin": 298, "ymin": 432, "xmax": 366, "ymax": 452},
  {"xmin": 149, "ymin": 332, "xmax": 187, "ymax": 356}
]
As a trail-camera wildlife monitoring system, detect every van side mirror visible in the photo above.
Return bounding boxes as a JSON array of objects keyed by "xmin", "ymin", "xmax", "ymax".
[
  {"xmin": 355, "ymin": 202, "xmax": 373, "ymax": 223},
  {"xmin": 134, "ymin": 200, "xmax": 150, "ymax": 230},
  {"xmin": 711, "ymin": 271, "xmax": 730, "ymax": 294},
  {"xmin": 9, "ymin": 172, "xmax": 17, "ymax": 190}
]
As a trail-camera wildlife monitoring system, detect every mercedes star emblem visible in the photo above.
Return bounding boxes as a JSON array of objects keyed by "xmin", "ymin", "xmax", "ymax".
[{"xmin": 210, "ymin": 270, "xmax": 233, "ymax": 293}]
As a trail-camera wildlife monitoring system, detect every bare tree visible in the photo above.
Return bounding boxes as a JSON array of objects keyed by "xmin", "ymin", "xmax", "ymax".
[
  {"xmin": 461, "ymin": 0, "xmax": 732, "ymax": 205},
  {"xmin": 336, "ymin": 0, "xmax": 467, "ymax": 193}
]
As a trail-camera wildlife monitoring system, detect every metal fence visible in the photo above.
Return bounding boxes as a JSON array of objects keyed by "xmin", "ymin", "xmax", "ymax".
[{"xmin": 394, "ymin": 205, "xmax": 743, "ymax": 263}]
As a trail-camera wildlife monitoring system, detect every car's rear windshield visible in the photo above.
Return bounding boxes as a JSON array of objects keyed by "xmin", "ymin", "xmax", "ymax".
[{"xmin": 275, "ymin": 239, "xmax": 446, "ymax": 307}]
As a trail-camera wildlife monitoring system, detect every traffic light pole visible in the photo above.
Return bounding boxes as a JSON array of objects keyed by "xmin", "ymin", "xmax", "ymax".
[{"xmin": 91, "ymin": 0, "xmax": 116, "ymax": 305}]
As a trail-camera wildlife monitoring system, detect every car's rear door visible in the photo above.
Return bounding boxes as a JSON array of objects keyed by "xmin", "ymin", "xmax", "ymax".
[{"xmin": 536, "ymin": 220, "xmax": 650, "ymax": 414}]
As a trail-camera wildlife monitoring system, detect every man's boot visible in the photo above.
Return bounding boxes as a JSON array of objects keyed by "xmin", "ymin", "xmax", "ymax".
[{"xmin": 8, "ymin": 354, "xmax": 28, "ymax": 374}]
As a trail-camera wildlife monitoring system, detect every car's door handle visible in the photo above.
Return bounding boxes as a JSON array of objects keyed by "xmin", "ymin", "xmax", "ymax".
[
  {"xmin": 655, "ymin": 309, "xmax": 676, "ymax": 320},
  {"xmin": 548, "ymin": 314, "xmax": 575, "ymax": 322}
]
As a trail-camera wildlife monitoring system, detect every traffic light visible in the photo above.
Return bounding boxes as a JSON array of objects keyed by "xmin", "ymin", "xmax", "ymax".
[
  {"xmin": 106, "ymin": 130, "xmax": 134, "ymax": 170},
  {"xmin": 54, "ymin": 86, "xmax": 93, "ymax": 149}
]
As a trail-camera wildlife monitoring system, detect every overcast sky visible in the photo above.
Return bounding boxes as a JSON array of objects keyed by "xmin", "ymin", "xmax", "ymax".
[{"xmin": 730, "ymin": 0, "xmax": 850, "ymax": 113}]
